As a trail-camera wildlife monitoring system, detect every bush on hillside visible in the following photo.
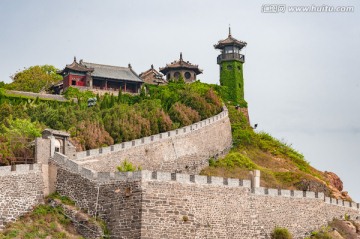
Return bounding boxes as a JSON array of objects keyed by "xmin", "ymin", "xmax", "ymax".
[
  {"xmin": 271, "ymin": 227, "xmax": 292, "ymax": 239},
  {"xmin": 210, "ymin": 152, "xmax": 257, "ymax": 170},
  {"xmin": 168, "ymin": 102, "xmax": 201, "ymax": 127}
]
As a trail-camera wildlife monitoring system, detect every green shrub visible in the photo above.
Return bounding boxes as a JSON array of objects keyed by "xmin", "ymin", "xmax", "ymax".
[
  {"xmin": 211, "ymin": 152, "xmax": 257, "ymax": 170},
  {"xmin": 271, "ymin": 227, "xmax": 292, "ymax": 239},
  {"xmin": 117, "ymin": 160, "xmax": 141, "ymax": 172},
  {"xmin": 48, "ymin": 192, "xmax": 75, "ymax": 206},
  {"xmin": 209, "ymin": 158, "xmax": 215, "ymax": 167}
]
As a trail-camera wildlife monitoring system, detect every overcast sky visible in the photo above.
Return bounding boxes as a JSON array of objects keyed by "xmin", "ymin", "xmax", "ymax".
[{"xmin": 1, "ymin": 0, "xmax": 359, "ymax": 201}]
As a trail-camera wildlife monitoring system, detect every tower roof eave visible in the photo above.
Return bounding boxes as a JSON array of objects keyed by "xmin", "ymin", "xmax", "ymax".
[
  {"xmin": 214, "ymin": 36, "xmax": 247, "ymax": 49},
  {"xmin": 159, "ymin": 66, "xmax": 203, "ymax": 75}
]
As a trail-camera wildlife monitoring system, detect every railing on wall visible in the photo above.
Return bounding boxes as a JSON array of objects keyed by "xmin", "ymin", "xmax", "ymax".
[{"xmin": 76, "ymin": 106, "xmax": 229, "ymax": 160}]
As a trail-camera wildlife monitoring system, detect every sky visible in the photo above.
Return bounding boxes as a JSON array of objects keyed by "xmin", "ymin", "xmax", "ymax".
[{"xmin": 0, "ymin": 0, "xmax": 359, "ymax": 201}]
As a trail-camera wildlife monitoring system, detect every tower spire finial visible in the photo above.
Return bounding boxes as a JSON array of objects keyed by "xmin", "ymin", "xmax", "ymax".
[
  {"xmin": 74, "ymin": 56, "xmax": 77, "ymax": 62},
  {"xmin": 180, "ymin": 52, "xmax": 183, "ymax": 61},
  {"xmin": 228, "ymin": 24, "xmax": 231, "ymax": 37}
]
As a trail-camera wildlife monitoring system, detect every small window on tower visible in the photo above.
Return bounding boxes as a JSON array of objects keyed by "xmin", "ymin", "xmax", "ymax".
[
  {"xmin": 227, "ymin": 65, "xmax": 232, "ymax": 70},
  {"xmin": 72, "ymin": 80, "xmax": 76, "ymax": 85},
  {"xmin": 185, "ymin": 72, "xmax": 191, "ymax": 79},
  {"xmin": 174, "ymin": 72, "xmax": 180, "ymax": 79}
]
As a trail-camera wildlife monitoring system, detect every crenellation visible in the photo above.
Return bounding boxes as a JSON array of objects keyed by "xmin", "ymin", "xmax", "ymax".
[
  {"xmin": 267, "ymin": 188, "xmax": 279, "ymax": 196},
  {"xmin": 280, "ymin": 189, "xmax": 291, "ymax": 197},
  {"xmin": 175, "ymin": 173, "xmax": 190, "ymax": 183},
  {"xmin": 194, "ymin": 175, "xmax": 207, "ymax": 184},
  {"xmin": 227, "ymin": 178, "xmax": 240, "ymax": 187},
  {"xmin": 318, "ymin": 192, "xmax": 325, "ymax": 199},
  {"xmin": 156, "ymin": 171, "xmax": 172, "ymax": 181},
  {"xmin": 242, "ymin": 179, "xmax": 251, "ymax": 187},
  {"xmin": 211, "ymin": 176, "xmax": 224, "ymax": 186},
  {"xmin": 101, "ymin": 146, "xmax": 111, "ymax": 154},
  {"xmin": 293, "ymin": 190, "xmax": 304, "ymax": 198},
  {"xmin": 253, "ymin": 187, "xmax": 265, "ymax": 195},
  {"xmin": 306, "ymin": 191, "xmax": 316, "ymax": 199}
]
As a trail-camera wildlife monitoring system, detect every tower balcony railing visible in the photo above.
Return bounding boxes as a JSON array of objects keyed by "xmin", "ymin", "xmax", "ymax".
[{"xmin": 217, "ymin": 53, "xmax": 245, "ymax": 64}]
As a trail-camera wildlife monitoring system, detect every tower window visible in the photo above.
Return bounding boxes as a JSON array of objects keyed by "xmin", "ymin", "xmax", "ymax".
[
  {"xmin": 72, "ymin": 80, "xmax": 76, "ymax": 85},
  {"xmin": 185, "ymin": 72, "xmax": 191, "ymax": 79},
  {"xmin": 227, "ymin": 65, "xmax": 232, "ymax": 70},
  {"xmin": 174, "ymin": 72, "xmax": 180, "ymax": 78},
  {"xmin": 167, "ymin": 73, "xmax": 170, "ymax": 80}
]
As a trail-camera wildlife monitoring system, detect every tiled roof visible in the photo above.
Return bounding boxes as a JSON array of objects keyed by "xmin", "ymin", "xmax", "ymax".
[
  {"xmin": 140, "ymin": 65, "xmax": 167, "ymax": 84},
  {"xmin": 159, "ymin": 53, "xmax": 203, "ymax": 75},
  {"xmin": 82, "ymin": 62, "xmax": 143, "ymax": 83},
  {"xmin": 58, "ymin": 57, "xmax": 93, "ymax": 74},
  {"xmin": 214, "ymin": 29, "xmax": 247, "ymax": 49},
  {"xmin": 139, "ymin": 65, "xmax": 163, "ymax": 78}
]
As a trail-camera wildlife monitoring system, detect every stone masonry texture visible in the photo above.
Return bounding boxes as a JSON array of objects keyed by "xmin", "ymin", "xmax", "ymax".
[
  {"xmin": 54, "ymin": 161, "xmax": 360, "ymax": 239},
  {"xmin": 0, "ymin": 164, "xmax": 44, "ymax": 230},
  {"xmin": 56, "ymin": 167, "xmax": 143, "ymax": 238},
  {"xmin": 140, "ymin": 180, "xmax": 359, "ymax": 239},
  {"xmin": 77, "ymin": 111, "xmax": 232, "ymax": 174}
]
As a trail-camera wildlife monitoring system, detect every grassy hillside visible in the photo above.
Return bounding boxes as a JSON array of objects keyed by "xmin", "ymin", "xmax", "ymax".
[
  {"xmin": 0, "ymin": 79, "xmax": 350, "ymax": 199},
  {"xmin": 0, "ymin": 193, "xmax": 107, "ymax": 239},
  {"xmin": 200, "ymin": 104, "xmax": 349, "ymax": 200}
]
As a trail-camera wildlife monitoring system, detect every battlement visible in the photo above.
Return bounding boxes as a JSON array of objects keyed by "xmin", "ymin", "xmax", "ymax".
[
  {"xmin": 0, "ymin": 163, "xmax": 42, "ymax": 176},
  {"xmin": 52, "ymin": 152, "xmax": 360, "ymax": 212},
  {"xmin": 76, "ymin": 107, "xmax": 229, "ymax": 159}
]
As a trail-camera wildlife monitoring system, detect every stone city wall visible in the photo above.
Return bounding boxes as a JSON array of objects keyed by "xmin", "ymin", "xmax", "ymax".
[
  {"xmin": 0, "ymin": 164, "xmax": 44, "ymax": 230},
  {"xmin": 53, "ymin": 153, "xmax": 360, "ymax": 238},
  {"xmin": 54, "ymin": 152, "xmax": 142, "ymax": 238},
  {"xmin": 75, "ymin": 108, "xmax": 232, "ymax": 174}
]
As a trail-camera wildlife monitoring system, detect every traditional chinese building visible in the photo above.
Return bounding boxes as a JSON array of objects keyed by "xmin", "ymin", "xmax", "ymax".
[
  {"xmin": 159, "ymin": 53, "xmax": 202, "ymax": 83},
  {"xmin": 214, "ymin": 27, "xmax": 247, "ymax": 105},
  {"xmin": 214, "ymin": 27, "xmax": 250, "ymax": 123},
  {"xmin": 139, "ymin": 65, "xmax": 167, "ymax": 85},
  {"xmin": 56, "ymin": 57, "xmax": 143, "ymax": 94}
]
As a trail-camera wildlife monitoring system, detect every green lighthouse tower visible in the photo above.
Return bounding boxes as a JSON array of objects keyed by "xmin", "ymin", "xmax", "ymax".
[{"xmin": 214, "ymin": 28, "xmax": 247, "ymax": 107}]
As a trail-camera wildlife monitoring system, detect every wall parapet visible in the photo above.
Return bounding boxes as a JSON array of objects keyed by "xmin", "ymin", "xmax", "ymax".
[
  {"xmin": 76, "ymin": 107, "xmax": 229, "ymax": 160},
  {"xmin": 52, "ymin": 153, "xmax": 360, "ymax": 212},
  {"xmin": 0, "ymin": 164, "xmax": 42, "ymax": 176}
]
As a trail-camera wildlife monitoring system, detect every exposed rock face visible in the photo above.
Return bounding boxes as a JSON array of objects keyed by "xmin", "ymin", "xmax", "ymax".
[
  {"xmin": 294, "ymin": 179, "xmax": 331, "ymax": 196},
  {"xmin": 325, "ymin": 171, "xmax": 344, "ymax": 191}
]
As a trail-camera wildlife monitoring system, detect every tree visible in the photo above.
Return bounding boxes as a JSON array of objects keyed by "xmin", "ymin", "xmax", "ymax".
[
  {"xmin": 7, "ymin": 65, "xmax": 62, "ymax": 93},
  {"xmin": 70, "ymin": 120, "xmax": 114, "ymax": 151},
  {"xmin": 0, "ymin": 117, "xmax": 42, "ymax": 165}
]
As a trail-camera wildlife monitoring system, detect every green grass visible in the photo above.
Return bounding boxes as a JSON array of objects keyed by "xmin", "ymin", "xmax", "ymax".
[
  {"xmin": 271, "ymin": 227, "xmax": 292, "ymax": 239},
  {"xmin": 200, "ymin": 101, "xmax": 330, "ymax": 192},
  {"xmin": 0, "ymin": 193, "xmax": 102, "ymax": 239}
]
